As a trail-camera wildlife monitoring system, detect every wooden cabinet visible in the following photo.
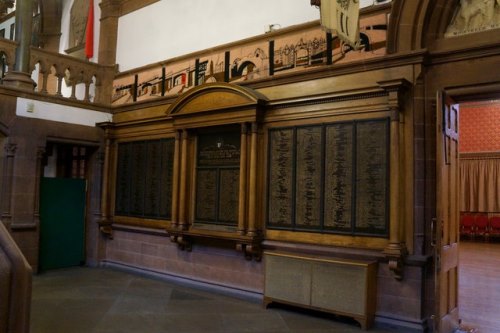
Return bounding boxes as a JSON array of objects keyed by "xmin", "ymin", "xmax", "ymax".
[{"xmin": 264, "ymin": 252, "xmax": 377, "ymax": 330}]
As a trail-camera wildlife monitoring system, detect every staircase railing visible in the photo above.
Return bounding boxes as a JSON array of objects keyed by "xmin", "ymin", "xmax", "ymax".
[{"xmin": 0, "ymin": 221, "xmax": 32, "ymax": 333}]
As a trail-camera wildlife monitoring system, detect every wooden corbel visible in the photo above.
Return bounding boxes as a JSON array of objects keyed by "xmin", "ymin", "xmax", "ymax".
[
  {"xmin": 98, "ymin": 219, "xmax": 113, "ymax": 239},
  {"xmin": 169, "ymin": 234, "xmax": 193, "ymax": 252}
]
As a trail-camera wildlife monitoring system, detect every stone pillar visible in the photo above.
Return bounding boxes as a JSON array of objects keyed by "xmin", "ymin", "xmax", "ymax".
[
  {"xmin": 3, "ymin": 0, "xmax": 36, "ymax": 90},
  {"xmin": 98, "ymin": 0, "xmax": 121, "ymax": 66}
]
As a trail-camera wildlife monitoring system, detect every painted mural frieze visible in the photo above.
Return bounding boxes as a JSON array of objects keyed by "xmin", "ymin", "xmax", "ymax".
[
  {"xmin": 112, "ymin": 12, "xmax": 388, "ymax": 105},
  {"xmin": 445, "ymin": 0, "xmax": 500, "ymax": 37}
]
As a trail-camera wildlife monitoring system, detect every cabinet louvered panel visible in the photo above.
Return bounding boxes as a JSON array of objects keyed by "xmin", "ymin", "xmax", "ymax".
[{"xmin": 264, "ymin": 252, "xmax": 377, "ymax": 330}]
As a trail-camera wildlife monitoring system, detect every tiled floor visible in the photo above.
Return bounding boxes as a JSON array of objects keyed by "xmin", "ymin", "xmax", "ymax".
[{"xmin": 31, "ymin": 267, "xmax": 409, "ymax": 333}]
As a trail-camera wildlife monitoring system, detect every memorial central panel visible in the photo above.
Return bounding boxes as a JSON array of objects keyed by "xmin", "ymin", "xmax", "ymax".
[{"xmin": 195, "ymin": 130, "xmax": 240, "ymax": 225}]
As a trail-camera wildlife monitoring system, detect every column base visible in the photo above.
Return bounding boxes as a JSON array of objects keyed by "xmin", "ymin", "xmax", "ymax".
[{"xmin": 3, "ymin": 71, "xmax": 36, "ymax": 91}]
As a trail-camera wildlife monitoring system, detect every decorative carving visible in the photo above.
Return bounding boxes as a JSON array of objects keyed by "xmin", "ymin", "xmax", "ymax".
[
  {"xmin": 167, "ymin": 227, "xmax": 262, "ymax": 261},
  {"xmin": 0, "ymin": 0, "xmax": 14, "ymax": 18},
  {"xmin": 4, "ymin": 142, "xmax": 17, "ymax": 157},
  {"xmin": 445, "ymin": 0, "xmax": 500, "ymax": 37},
  {"xmin": 69, "ymin": 0, "xmax": 90, "ymax": 49},
  {"xmin": 98, "ymin": 218, "xmax": 113, "ymax": 239}
]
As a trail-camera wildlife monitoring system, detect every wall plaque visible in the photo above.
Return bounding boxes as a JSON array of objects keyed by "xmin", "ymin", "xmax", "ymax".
[
  {"xmin": 115, "ymin": 139, "xmax": 174, "ymax": 219},
  {"xmin": 195, "ymin": 169, "xmax": 217, "ymax": 222},
  {"xmin": 295, "ymin": 126, "xmax": 322, "ymax": 228},
  {"xmin": 324, "ymin": 123, "xmax": 353, "ymax": 231},
  {"xmin": 267, "ymin": 118, "xmax": 389, "ymax": 236},
  {"xmin": 198, "ymin": 132, "xmax": 240, "ymax": 166},
  {"xmin": 144, "ymin": 140, "xmax": 161, "ymax": 217},
  {"xmin": 218, "ymin": 168, "xmax": 240, "ymax": 223},
  {"xmin": 195, "ymin": 130, "xmax": 240, "ymax": 225},
  {"xmin": 115, "ymin": 143, "xmax": 131, "ymax": 215},
  {"xmin": 268, "ymin": 129, "xmax": 294, "ymax": 227},
  {"xmin": 355, "ymin": 120, "xmax": 388, "ymax": 234},
  {"xmin": 159, "ymin": 140, "xmax": 174, "ymax": 218}
]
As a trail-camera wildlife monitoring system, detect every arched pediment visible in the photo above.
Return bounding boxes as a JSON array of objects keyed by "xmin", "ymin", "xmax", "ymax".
[{"xmin": 166, "ymin": 82, "xmax": 268, "ymax": 117}]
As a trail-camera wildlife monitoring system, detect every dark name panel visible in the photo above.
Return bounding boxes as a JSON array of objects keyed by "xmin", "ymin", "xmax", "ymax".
[
  {"xmin": 266, "ymin": 118, "xmax": 389, "ymax": 236},
  {"xmin": 115, "ymin": 143, "xmax": 131, "ymax": 215},
  {"xmin": 355, "ymin": 120, "xmax": 388, "ymax": 234},
  {"xmin": 268, "ymin": 128, "xmax": 294, "ymax": 227},
  {"xmin": 218, "ymin": 168, "xmax": 240, "ymax": 223},
  {"xmin": 295, "ymin": 126, "xmax": 322, "ymax": 228},
  {"xmin": 195, "ymin": 130, "xmax": 241, "ymax": 226},
  {"xmin": 324, "ymin": 123, "xmax": 353, "ymax": 231},
  {"xmin": 114, "ymin": 138, "xmax": 175, "ymax": 220},
  {"xmin": 195, "ymin": 169, "xmax": 218, "ymax": 222}
]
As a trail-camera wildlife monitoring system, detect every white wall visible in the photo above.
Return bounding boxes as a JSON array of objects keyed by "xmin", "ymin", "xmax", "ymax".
[
  {"xmin": 0, "ymin": 16, "xmax": 15, "ymax": 40},
  {"xmin": 116, "ymin": 0, "xmax": 320, "ymax": 71},
  {"xmin": 115, "ymin": 0, "xmax": 386, "ymax": 71}
]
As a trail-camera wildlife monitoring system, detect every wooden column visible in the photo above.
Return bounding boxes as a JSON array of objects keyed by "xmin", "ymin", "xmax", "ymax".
[
  {"xmin": 379, "ymin": 79, "xmax": 410, "ymax": 280},
  {"xmin": 98, "ymin": 0, "xmax": 121, "ymax": 66},
  {"xmin": 238, "ymin": 123, "xmax": 248, "ymax": 235},
  {"xmin": 97, "ymin": 132, "xmax": 114, "ymax": 239},
  {"xmin": 171, "ymin": 131, "xmax": 181, "ymax": 227},
  {"xmin": 178, "ymin": 130, "xmax": 189, "ymax": 229},
  {"xmin": 247, "ymin": 122, "xmax": 258, "ymax": 236}
]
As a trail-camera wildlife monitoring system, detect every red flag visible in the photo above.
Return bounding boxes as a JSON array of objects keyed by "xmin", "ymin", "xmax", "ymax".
[{"xmin": 85, "ymin": 0, "xmax": 94, "ymax": 59}]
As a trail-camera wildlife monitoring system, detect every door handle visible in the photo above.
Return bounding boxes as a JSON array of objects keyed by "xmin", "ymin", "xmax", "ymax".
[{"xmin": 431, "ymin": 218, "xmax": 437, "ymax": 247}]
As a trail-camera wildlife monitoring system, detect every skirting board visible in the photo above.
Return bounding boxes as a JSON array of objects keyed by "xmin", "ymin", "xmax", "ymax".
[
  {"xmin": 100, "ymin": 260, "xmax": 428, "ymax": 332},
  {"xmin": 100, "ymin": 260, "xmax": 263, "ymax": 303}
]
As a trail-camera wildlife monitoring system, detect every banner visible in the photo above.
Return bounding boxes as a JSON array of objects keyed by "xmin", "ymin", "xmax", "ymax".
[
  {"xmin": 85, "ymin": 0, "xmax": 94, "ymax": 59},
  {"xmin": 320, "ymin": 0, "xmax": 360, "ymax": 48}
]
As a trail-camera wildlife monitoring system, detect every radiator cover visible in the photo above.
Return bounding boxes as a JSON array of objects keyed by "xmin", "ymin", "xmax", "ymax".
[{"xmin": 264, "ymin": 252, "xmax": 377, "ymax": 330}]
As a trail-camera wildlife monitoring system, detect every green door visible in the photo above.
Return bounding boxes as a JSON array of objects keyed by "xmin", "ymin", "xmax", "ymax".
[{"xmin": 39, "ymin": 177, "xmax": 86, "ymax": 271}]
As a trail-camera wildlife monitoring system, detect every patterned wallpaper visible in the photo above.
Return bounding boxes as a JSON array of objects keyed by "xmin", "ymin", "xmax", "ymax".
[{"xmin": 459, "ymin": 100, "xmax": 500, "ymax": 153}]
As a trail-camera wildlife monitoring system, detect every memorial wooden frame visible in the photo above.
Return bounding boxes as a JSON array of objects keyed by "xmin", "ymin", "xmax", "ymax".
[{"xmin": 164, "ymin": 82, "xmax": 268, "ymax": 261}]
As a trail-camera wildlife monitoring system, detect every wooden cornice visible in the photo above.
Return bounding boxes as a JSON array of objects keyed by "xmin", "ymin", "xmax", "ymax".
[{"xmin": 241, "ymin": 49, "xmax": 427, "ymax": 90}]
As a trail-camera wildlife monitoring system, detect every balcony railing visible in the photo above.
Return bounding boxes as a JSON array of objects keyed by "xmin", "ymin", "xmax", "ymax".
[{"xmin": 0, "ymin": 38, "xmax": 115, "ymax": 105}]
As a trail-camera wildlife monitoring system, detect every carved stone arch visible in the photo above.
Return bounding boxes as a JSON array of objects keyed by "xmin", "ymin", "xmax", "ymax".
[
  {"xmin": 387, "ymin": 0, "xmax": 497, "ymax": 53},
  {"xmin": 387, "ymin": 0, "xmax": 431, "ymax": 53},
  {"xmin": 166, "ymin": 82, "xmax": 268, "ymax": 128}
]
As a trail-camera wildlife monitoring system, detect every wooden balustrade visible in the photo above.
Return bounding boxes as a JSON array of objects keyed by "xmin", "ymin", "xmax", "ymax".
[
  {"xmin": 0, "ymin": 222, "xmax": 32, "ymax": 333},
  {"xmin": 0, "ymin": 39, "xmax": 116, "ymax": 105}
]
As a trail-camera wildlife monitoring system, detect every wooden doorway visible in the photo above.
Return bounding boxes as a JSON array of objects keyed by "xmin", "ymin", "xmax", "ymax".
[
  {"xmin": 434, "ymin": 91, "xmax": 460, "ymax": 333},
  {"xmin": 457, "ymin": 99, "xmax": 500, "ymax": 333}
]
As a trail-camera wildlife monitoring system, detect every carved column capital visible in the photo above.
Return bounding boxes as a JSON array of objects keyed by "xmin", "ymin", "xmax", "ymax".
[{"xmin": 4, "ymin": 143, "xmax": 17, "ymax": 157}]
